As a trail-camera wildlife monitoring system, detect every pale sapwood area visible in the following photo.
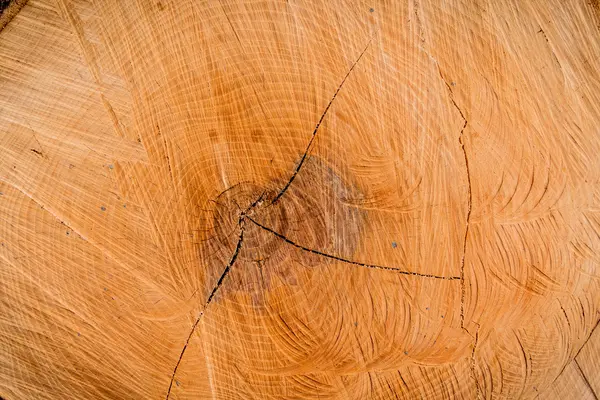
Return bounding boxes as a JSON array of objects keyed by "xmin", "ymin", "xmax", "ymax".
[{"xmin": 1, "ymin": 0, "xmax": 600, "ymax": 399}]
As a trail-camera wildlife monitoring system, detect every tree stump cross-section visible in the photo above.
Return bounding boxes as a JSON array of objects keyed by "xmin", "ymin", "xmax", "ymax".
[{"xmin": 1, "ymin": 0, "xmax": 600, "ymax": 399}]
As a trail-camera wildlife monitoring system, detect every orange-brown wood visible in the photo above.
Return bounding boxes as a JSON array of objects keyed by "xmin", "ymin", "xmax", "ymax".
[{"xmin": 1, "ymin": 0, "xmax": 600, "ymax": 398}]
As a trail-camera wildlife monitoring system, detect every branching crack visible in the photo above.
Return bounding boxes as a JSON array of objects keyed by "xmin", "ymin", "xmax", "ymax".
[
  {"xmin": 165, "ymin": 221, "xmax": 245, "ymax": 400},
  {"xmin": 247, "ymin": 216, "xmax": 460, "ymax": 280},
  {"xmin": 165, "ymin": 38, "xmax": 478, "ymax": 398},
  {"xmin": 437, "ymin": 64, "xmax": 472, "ymax": 328},
  {"xmin": 270, "ymin": 39, "xmax": 372, "ymax": 205}
]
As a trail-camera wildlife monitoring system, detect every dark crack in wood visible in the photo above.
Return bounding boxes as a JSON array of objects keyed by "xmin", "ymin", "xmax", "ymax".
[
  {"xmin": 471, "ymin": 325, "xmax": 481, "ymax": 400},
  {"xmin": 575, "ymin": 358, "xmax": 599, "ymax": 400},
  {"xmin": 553, "ymin": 316, "xmax": 600, "ymax": 385},
  {"xmin": 574, "ymin": 316, "xmax": 600, "ymax": 359},
  {"xmin": 458, "ymin": 122, "xmax": 471, "ymax": 329},
  {"xmin": 270, "ymin": 38, "xmax": 372, "ymax": 205},
  {"xmin": 437, "ymin": 64, "xmax": 472, "ymax": 328},
  {"xmin": 247, "ymin": 216, "xmax": 460, "ymax": 280},
  {"xmin": 165, "ymin": 225, "xmax": 245, "ymax": 400}
]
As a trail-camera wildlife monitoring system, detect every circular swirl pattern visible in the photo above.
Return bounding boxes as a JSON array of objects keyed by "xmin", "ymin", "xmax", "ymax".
[{"xmin": 204, "ymin": 156, "xmax": 364, "ymax": 294}]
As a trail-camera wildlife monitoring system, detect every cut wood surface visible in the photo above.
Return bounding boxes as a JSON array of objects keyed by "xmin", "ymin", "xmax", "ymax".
[{"xmin": 1, "ymin": 0, "xmax": 600, "ymax": 399}]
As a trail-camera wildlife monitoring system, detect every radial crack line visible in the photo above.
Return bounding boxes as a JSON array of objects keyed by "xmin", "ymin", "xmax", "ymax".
[
  {"xmin": 575, "ymin": 316, "xmax": 600, "ymax": 359},
  {"xmin": 270, "ymin": 38, "xmax": 372, "ymax": 205},
  {"xmin": 247, "ymin": 216, "xmax": 460, "ymax": 280},
  {"xmin": 471, "ymin": 324, "xmax": 481, "ymax": 399},
  {"xmin": 165, "ymin": 227, "xmax": 245, "ymax": 400},
  {"xmin": 458, "ymin": 123, "xmax": 471, "ymax": 328},
  {"xmin": 436, "ymin": 63, "xmax": 472, "ymax": 327},
  {"xmin": 575, "ymin": 359, "xmax": 599, "ymax": 400}
]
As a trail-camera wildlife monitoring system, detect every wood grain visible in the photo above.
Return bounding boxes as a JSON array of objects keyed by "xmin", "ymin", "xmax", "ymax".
[
  {"xmin": 1, "ymin": 0, "xmax": 599, "ymax": 399},
  {"xmin": 0, "ymin": 0, "xmax": 28, "ymax": 31}
]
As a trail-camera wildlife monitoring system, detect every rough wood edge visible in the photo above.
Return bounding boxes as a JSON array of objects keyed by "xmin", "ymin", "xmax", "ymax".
[{"xmin": 0, "ymin": 0, "xmax": 28, "ymax": 32}]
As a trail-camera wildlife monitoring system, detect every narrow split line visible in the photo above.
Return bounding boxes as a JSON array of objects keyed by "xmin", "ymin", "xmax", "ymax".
[
  {"xmin": 165, "ymin": 227, "xmax": 245, "ymax": 400},
  {"xmin": 164, "ymin": 311, "xmax": 203, "ymax": 400},
  {"xmin": 205, "ymin": 228, "xmax": 245, "ymax": 306},
  {"xmin": 552, "ymin": 316, "xmax": 600, "ymax": 386},
  {"xmin": 575, "ymin": 316, "xmax": 600, "ymax": 359},
  {"xmin": 471, "ymin": 325, "xmax": 481, "ymax": 399},
  {"xmin": 459, "ymin": 125, "xmax": 471, "ymax": 329},
  {"xmin": 575, "ymin": 359, "xmax": 599, "ymax": 400},
  {"xmin": 436, "ymin": 63, "xmax": 472, "ymax": 327},
  {"xmin": 270, "ymin": 38, "xmax": 373, "ymax": 205},
  {"xmin": 247, "ymin": 216, "xmax": 460, "ymax": 281}
]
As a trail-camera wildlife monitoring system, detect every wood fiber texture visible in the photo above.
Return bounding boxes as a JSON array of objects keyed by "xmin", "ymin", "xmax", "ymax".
[
  {"xmin": 0, "ymin": 0, "xmax": 28, "ymax": 31},
  {"xmin": 1, "ymin": 0, "xmax": 600, "ymax": 399}
]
